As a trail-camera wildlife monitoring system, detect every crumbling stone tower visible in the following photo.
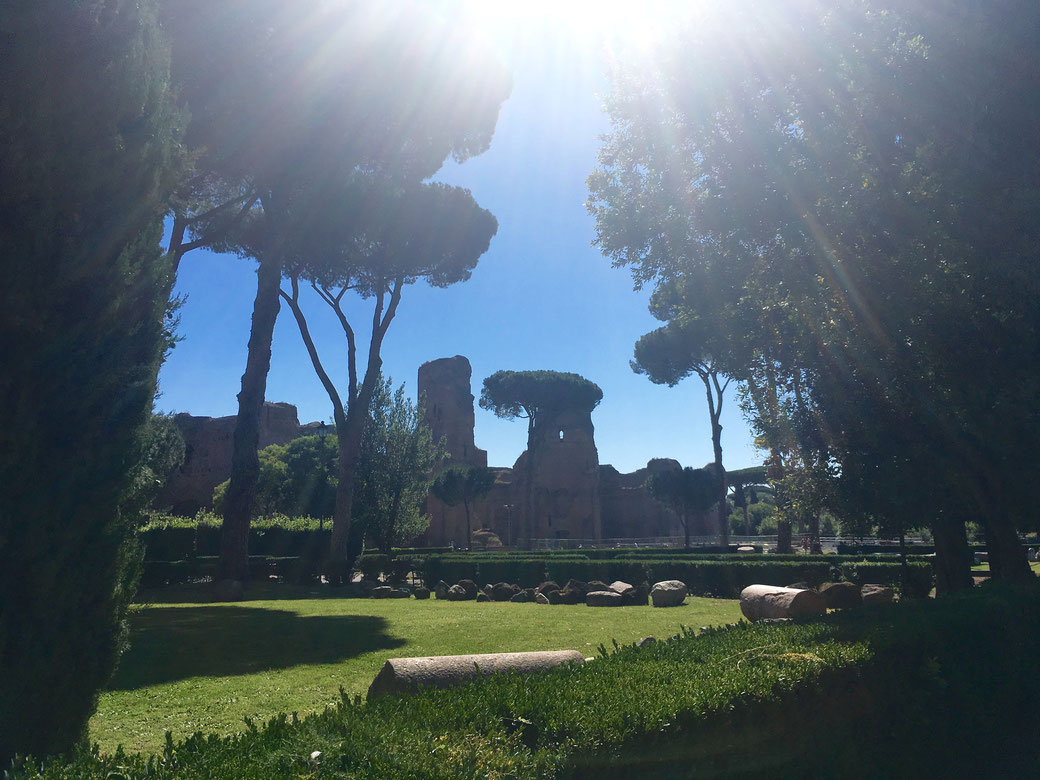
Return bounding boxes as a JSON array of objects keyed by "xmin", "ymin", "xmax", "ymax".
[
  {"xmin": 514, "ymin": 401, "xmax": 602, "ymax": 545},
  {"xmin": 419, "ymin": 356, "xmax": 488, "ymax": 546}
]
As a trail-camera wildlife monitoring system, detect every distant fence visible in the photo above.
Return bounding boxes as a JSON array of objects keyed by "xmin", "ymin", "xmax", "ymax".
[{"xmin": 527, "ymin": 535, "xmax": 931, "ymax": 551}]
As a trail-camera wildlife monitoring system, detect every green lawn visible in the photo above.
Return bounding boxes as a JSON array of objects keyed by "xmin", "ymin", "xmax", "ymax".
[{"xmin": 92, "ymin": 586, "xmax": 741, "ymax": 755}]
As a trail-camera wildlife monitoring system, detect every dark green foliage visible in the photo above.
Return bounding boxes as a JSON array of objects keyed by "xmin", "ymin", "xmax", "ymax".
[
  {"xmin": 354, "ymin": 379, "xmax": 443, "ymax": 555},
  {"xmin": 429, "ymin": 464, "xmax": 496, "ymax": 550},
  {"xmin": 0, "ymin": 0, "xmax": 182, "ymax": 761},
  {"xmin": 589, "ymin": 0, "xmax": 1040, "ymax": 584},
  {"xmin": 646, "ymin": 465, "xmax": 721, "ymax": 547},
  {"xmin": 479, "ymin": 370, "xmax": 603, "ymax": 429},
  {"xmin": 131, "ymin": 415, "xmax": 186, "ymax": 515},
  {"xmin": 14, "ymin": 585, "xmax": 1040, "ymax": 777},
  {"xmin": 141, "ymin": 526, "xmax": 332, "ymax": 562}
]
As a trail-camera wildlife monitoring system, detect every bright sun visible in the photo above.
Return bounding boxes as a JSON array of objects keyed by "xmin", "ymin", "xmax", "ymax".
[{"xmin": 457, "ymin": 0, "xmax": 694, "ymax": 51}]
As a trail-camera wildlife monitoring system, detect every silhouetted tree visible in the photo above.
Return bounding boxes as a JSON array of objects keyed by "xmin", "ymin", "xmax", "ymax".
[
  {"xmin": 430, "ymin": 465, "xmax": 497, "ymax": 550},
  {"xmin": 0, "ymin": 0, "xmax": 182, "ymax": 760}
]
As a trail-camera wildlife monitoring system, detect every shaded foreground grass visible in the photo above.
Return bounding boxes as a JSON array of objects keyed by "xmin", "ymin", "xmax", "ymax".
[{"xmin": 93, "ymin": 587, "xmax": 741, "ymax": 754}]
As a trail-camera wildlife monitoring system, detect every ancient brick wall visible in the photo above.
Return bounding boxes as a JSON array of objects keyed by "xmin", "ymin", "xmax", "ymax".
[{"xmin": 153, "ymin": 402, "xmax": 309, "ymax": 515}]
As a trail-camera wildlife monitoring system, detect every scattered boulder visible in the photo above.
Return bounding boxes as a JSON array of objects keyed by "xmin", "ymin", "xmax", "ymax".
[
  {"xmin": 510, "ymin": 590, "xmax": 534, "ymax": 603},
  {"xmin": 622, "ymin": 583, "xmax": 649, "ymax": 606},
  {"xmin": 819, "ymin": 581, "xmax": 862, "ymax": 609},
  {"xmin": 390, "ymin": 589, "xmax": 411, "ymax": 599},
  {"xmin": 447, "ymin": 584, "xmax": 469, "ymax": 601},
  {"xmin": 476, "ymin": 592, "xmax": 490, "ymax": 603},
  {"xmin": 557, "ymin": 587, "xmax": 585, "ymax": 605},
  {"xmin": 739, "ymin": 585, "xmax": 827, "ymax": 622},
  {"xmin": 587, "ymin": 580, "xmax": 611, "ymax": 593},
  {"xmin": 371, "ymin": 586, "xmax": 394, "ymax": 599},
  {"xmin": 586, "ymin": 590, "xmax": 622, "ymax": 607},
  {"xmin": 546, "ymin": 589, "xmax": 563, "ymax": 605},
  {"xmin": 491, "ymin": 582, "xmax": 519, "ymax": 602},
  {"xmin": 636, "ymin": 636, "xmax": 657, "ymax": 648},
  {"xmin": 212, "ymin": 579, "xmax": 244, "ymax": 602},
  {"xmin": 457, "ymin": 579, "xmax": 479, "ymax": 600},
  {"xmin": 564, "ymin": 579, "xmax": 591, "ymax": 596},
  {"xmin": 737, "ymin": 546, "xmax": 756, "ymax": 553},
  {"xmin": 651, "ymin": 580, "xmax": 688, "ymax": 607},
  {"xmin": 535, "ymin": 581, "xmax": 561, "ymax": 595},
  {"xmin": 413, "ymin": 587, "xmax": 431, "ymax": 600},
  {"xmin": 434, "ymin": 581, "xmax": 449, "ymax": 600},
  {"xmin": 786, "ymin": 582, "xmax": 812, "ymax": 591},
  {"xmin": 860, "ymin": 584, "xmax": 895, "ymax": 606},
  {"xmin": 608, "ymin": 581, "xmax": 634, "ymax": 595},
  {"xmin": 535, "ymin": 592, "xmax": 550, "ymax": 605}
]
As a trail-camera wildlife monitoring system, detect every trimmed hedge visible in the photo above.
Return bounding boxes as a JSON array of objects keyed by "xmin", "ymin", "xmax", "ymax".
[
  {"xmin": 839, "ymin": 561, "xmax": 934, "ymax": 597},
  {"xmin": 140, "ymin": 526, "xmax": 331, "ymax": 561},
  {"xmin": 140, "ymin": 557, "xmax": 314, "ymax": 588},
  {"xmin": 14, "ymin": 584, "xmax": 1040, "ymax": 778}
]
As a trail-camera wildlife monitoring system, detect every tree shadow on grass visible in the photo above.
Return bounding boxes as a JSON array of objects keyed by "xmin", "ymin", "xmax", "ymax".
[{"xmin": 109, "ymin": 606, "xmax": 405, "ymax": 691}]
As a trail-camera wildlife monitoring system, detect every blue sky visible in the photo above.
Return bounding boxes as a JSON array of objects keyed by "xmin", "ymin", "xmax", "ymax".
[{"xmin": 157, "ymin": 3, "xmax": 762, "ymax": 475}]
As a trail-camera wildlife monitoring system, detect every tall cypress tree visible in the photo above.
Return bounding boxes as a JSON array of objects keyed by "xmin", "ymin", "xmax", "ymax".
[{"xmin": 0, "ymin": 0, "xmax": 182, "ymax": 761}]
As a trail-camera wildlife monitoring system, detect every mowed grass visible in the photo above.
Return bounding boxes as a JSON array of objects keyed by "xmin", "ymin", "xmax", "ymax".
[{"xmin": 92, "ymin": 585, "xmax": 742, "ymax": 755}]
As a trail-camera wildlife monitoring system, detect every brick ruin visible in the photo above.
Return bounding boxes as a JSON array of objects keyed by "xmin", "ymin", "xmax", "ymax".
[
  {"xmin": 154, "ymin": 402, "xmax": 320, "ymax": 516},
  {"xmin": 417, "ymin": 356, "xmax": 713, "ymax": 547},
  {"xmin": 155, "ymin": 357, "xmax": 714, "ymax": 546}
]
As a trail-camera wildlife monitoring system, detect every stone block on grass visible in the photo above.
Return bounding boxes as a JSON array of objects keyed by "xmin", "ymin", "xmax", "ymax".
[
  {"xmin": 447, "ymin": 584, "xmax": 469, "ymax": 601},
  {"xmin": 740, "ymin": 584, "xmax": 826, "ymax": 622},
  {"xmin": 819, "ymin": 581, "xmax": 862, "ymax": 609},
  {"xmin": 651, "ymin": 580, "xmax": 687, "ymax": 607},
  {"xmin": 456, "ymin": 579, "xmax": 479, "ymax": 600},
  {"xmin": 368, "ymin": 650, "xmax": 585, "ymax": 700},
  {"xmin": 586, "ymin": 590, "xmax": 622, "ymax": 607},
  {"xmin": 861, "ymin": 584, "xmax": 895, "ymax": 606},
  {"xmin": 491, "ymin": 582, "xmax": 519, "ymax": 602},
  {"xmin": 622, "ymin": 584, "xmax": 649, "ymax": 606}
]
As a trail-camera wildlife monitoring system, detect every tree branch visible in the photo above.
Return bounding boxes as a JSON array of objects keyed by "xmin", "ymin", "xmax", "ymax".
[{"xmin": 279, "ymin": 275, "xmax": 346, "ymax": 426}]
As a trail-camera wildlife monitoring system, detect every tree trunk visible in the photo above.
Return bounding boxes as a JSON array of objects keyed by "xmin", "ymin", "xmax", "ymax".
[
  {"xmin": 463, "ymin": 498, "xmax": 472, "ymax": 550},
  {"xmin": 217, "ymin": 255, "xmax": 282, "ymax": 582},
  {"xmin": 809, "ymin": 513, "xmax": 822, "ymax": 554},
  {"xmin": 702, "ymin": 373, "xmax": 728, "ymax": 548},
  {"xmin": 328, "ymin": 400, "xmax": 367, "ymax": 579},
  {"xmin": 899, "ymin": 528, "xmax": 908, "ymax": 590},
  {"xmin": 932, "ymin": 519, "xmax": 973, "ymax": 596},
  {"xmin": 683, "ymin": 515, "xmax": 690, "ymax": 549},
  {"xmin": 743, "ymin": 503, "xmax": 752, "ymax": 537},
  {"xmin": 776, "ymin": 517, "xmax": 793, "ymax": 555},
  {"xmin": 983, "ymin": 510, "xmax": 1031, "ymax": 582}
]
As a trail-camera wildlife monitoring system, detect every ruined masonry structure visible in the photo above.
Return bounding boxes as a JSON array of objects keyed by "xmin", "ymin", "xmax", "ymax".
[
  {"xmin": 419, "ymin": 356, "xmax": 708, "ymax": 547},
  {"xmin": 155, "ymin": 358, "xmax": 712, "ymax": 545},
  {"xmin": 419, "ymin": 356, "xmax": 488, "ymax": 547},
  {"xmin": 154, "ymin": 402, "xmax": 319, "ymax": 515}
]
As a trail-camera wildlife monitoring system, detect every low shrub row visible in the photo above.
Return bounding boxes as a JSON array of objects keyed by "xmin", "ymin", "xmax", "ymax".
[
  {"xmin": 16, "ymin": 584, "xmax": 1040, "ymax": 778},
  {"xmin": 140, "ymin": 524, "xmax": 454, "ymax": 562},
  {"xmin": 140, "ymin": 557, "xmax": 316, "ymax": 588},
  {"xmin": 140, "ymin": 526, "xmax": 332, "ymax": 561}
]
